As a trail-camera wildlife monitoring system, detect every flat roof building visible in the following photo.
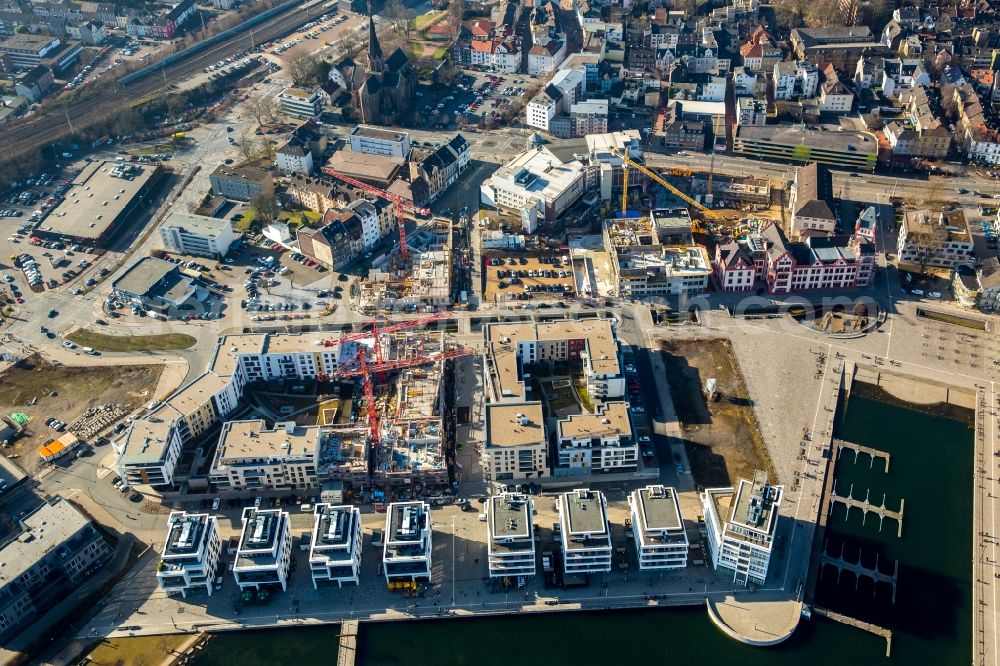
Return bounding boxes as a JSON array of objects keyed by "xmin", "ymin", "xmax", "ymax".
[
  {"xmin": 558, "ymin": 489, "xmax": 612, "ymax": 575},
  {"xmin": 480, "ymin": 145, "xmax": 586, "ymax": 231},
  {"xmin": 157, "ymin": 511, "xmax": 223, "ymax": 597},
  {"xmin": 0, "ymin": 498, "xmax": 110, "ymax": 639},
  {"xmin": 210, "ymin": 419, "xmax": 322, "ymax": 492},
  {"xmin": 555, "ymin": 401, "xmax": 637, "ymax": 475},
  {"xmin": 702, "ymin": 470, "xmax": 783, "ymax": 586},
  {"xmin": 210, "ymin": 164, "xmax": 274, "ymax": 201},
  {"xmin": 233, "ymin": 507, "xmax": 293, "ymax": 591},
  {"xmin": 383, "ymin": 501, "xmax": 432, "ymax": 584},
  {"xmin": 159, "ymin": 210, "xmax": 236, "ymax": 259},
  {"xmin": 628, "ymin": 485, "xmax": 688, "ymax": 570},
  {"xmin": 34, "ymin": 161, "xmax": 163, "ymax": 248},
  {"xmin": 349, "ymin": 125, "xmax": 412, "ymax": 158},
  {"xmin": 734, "ymin": 124, "xmax": 878, "ymax": 170},
  {"xmin": 277, "ymin": 87, "xmax": 323, "ymax": 119},
  {"xmin": 483, "ymin": 402, "xmax": 550, "ymax": 482},
  {"xmin": 484, "ymin": 319, "xmax": 624, "ymax": 404},
  {"xmin": 114, "ymin": 408, "xmax": 183, "ymax": 487},
  {"xmin": 486, "ymin": 492, "xmax": 536, "ymax": 578},
  {"xmin": 308, "ymin": 504, "xmax": 363, "ymax": 588},
  {"xmin": 111, "ymin": 256, "xmax": 203, "ymax": 316}
]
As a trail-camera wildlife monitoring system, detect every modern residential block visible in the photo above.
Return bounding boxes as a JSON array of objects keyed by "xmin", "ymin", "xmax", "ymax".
[
  {"xmin": 628, "ymin": 485, "xmax": 689, "ymax": 570},
  {"xmin": 558, "ymin": 489, "xmax": 612, "ymax": 575},
  {"xmin": 308, "ymin": 504, "xmax": 363, "ymax": 588},
  {"xmin": 486, "ymin": 493, "xmax": 536, "ymax": 578},
  {"xmin": 159, "ymin": 210, "xmax": 236, "ymax": 259},
  {"xmin": 383, "ymin": 501, "xmax": 432, "ymax": 584},
  {"xmin": 233, "ymin": 507, "xmax": 293, "ymax": 591},
  {"xmin": 157, "ymin": 511, "xmax": 222, "ymax": 597},
  {"xmin": 702, "ymin": 471, "xmax": 783, "ymax": 586}
]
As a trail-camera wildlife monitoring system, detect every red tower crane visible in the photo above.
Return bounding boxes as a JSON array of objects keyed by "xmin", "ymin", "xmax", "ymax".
[
  {"xmin": 320, "ymin": 166, "xmax": 431, "ymax": 262},
  {"xmin": 321, "ymin": 311, "xmax": 452, "ymax": 348},
  {"xmin": 333, "ymin": 342, "xmax": 477, "ymax": 442}
]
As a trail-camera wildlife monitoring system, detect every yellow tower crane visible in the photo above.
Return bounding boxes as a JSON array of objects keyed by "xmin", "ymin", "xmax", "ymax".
[{"xmin": 615, "ymin": 149, "xmax": 723, "ymax": 233}]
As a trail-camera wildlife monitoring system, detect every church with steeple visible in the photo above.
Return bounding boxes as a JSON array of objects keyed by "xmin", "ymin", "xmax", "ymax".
[{"xmin": 330, "ymin": 14, "xmax": 417, "ymax": 126}]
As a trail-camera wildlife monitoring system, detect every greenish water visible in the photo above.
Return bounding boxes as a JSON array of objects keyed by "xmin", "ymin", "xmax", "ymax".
[
  {"xmin": 190, "ymin": 391, "xmax": 973, "ymax": 666},
  {"xmin": 815, "ymin": 391, "xmax": 974, "ymax": 665}
]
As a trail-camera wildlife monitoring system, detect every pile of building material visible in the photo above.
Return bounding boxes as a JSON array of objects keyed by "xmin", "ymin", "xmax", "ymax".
[{"xmin": 69, "ymin": 403, "xmax": 126, "ymax": 440}]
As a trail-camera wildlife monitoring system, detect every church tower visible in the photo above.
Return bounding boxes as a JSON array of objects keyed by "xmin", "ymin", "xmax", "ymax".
[{"xmin": 367, "ymin": 13, "xmax": 384, "ymax": 75}]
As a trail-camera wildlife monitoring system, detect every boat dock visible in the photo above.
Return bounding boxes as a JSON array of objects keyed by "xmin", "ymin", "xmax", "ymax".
[
  {"xmin": 337, "ymin": 620, "xmax": 359, "ymax": 666},
  {"xmin": 833, "ymin": 438, "xmax": 891, "ymax": 473},
  {"xmin": 829, "ymin": 482, "xmax": 905, "ymax": 538},
  {"xmin": 819, "ymin": 543, "xmax": 899, "ymax": 602},
  {"xmin": 813, "ymin": 606, "xmax": 893, "ymax": 657}
]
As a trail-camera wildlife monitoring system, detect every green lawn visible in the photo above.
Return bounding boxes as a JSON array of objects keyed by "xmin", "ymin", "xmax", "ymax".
[
  {"xmin": 85, "ymin": 634, "xmax": 189, "ymax": 666},
  {"xmin": 234, "ymin": 208, "xmax": 256, "ymax": 231},
  {"xmin": 432, "ymin": 46, "xmax": 448, "ymax": 60},
  {"xmin": 414, "ymin": 10, "xmax": 442, "ymax": 30},
  {"xmin": 66, "ymin": 330, "xmax": 197, "ymax": 352}
]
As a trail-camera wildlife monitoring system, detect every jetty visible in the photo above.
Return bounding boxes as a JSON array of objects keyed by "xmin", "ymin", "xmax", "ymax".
[
  {"xmin": 829, "ymin": 482, "xmax": 904, "ymax": 537},
  {"xmin": 819, "ymin": 543, "xmax": 899, "ymax": 602},
  {"xmin": 833, "ymin": 438, "xmax": 891, "ymax": 473},
  {"xmin": 337, "ymin": 620, "xmax": 359, "ymax": 666},
  {"xmin": 813, "ymin": 606, "xmax": 893, "ymax": 657}
]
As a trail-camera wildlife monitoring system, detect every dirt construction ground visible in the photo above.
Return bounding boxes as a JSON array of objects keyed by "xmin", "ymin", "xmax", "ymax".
[
  {"xmin": 659, "ymin": 339, "xmax": 774, "ymax": 488},
  {"xmin": 0, "ymin": 355, "xmax": 163, "ymax": 474}
]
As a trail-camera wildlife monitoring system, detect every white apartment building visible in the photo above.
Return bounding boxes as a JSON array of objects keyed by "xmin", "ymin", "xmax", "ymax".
[
  {"xmin": 350, "ymin": 199, "xmax": 383, "ymax": 250},
  {"xmin": 702, "ymin": 471, "xmax": 783, "ymax": 586},
  {"xmin": 610, "ymin": 245, "xmax": 712, "ymax": 298},
  {"xmin": 115, "ymin": 413, "xmax": 183, "ymax": 488},
  {"xmin": 159, "ymin": 210, "xmax": 236, "ymax": 259},
  {"xmin": 486, "ymin": 493, "xmax": 536, "ymax": 578},
  {"xmin": 308, "ymin": 504, "xmax": 363, "ymax": 588},
  {"xmin": 277, "ymin": 88, "xmax": 323, "ymax": 119},
  {"xmin": 484, "ymin": 320, "xmax": 625, "ymax": 405},
  {"xmin": 570, "ymin": 100, "xmax": 609, "ymax": 137},
  {"xmin": 628, "ymin": 485, "xmax": 689, "ymax": 570},
  {"xmin": 559, "ymin": 489, "xmax": 612, "ymax": 574},
  {"xmin": 483, "ymin": 402, "xmax": 550, "ymax": 482},
  {"xmin": 233, "ymin": 507, "xmax": 293, "ymax": 591},
  {"xmin": 383, "ymin": 501, "xmax": 433, "ymax": 583},
  {"xmin": 480, "ymin": 146, "xmax": 586, "ymax": 229},
  {"xmin": 555, "ymin": 402, "xmax": 637, "ymax": 475},
  {"xmin": 526, "ymin": 94, "xmax": 558, "ymax": 132},
  {"xmin": 349, "ymin": 125, "xmax": 412, "ymax": 158},
  {"xmin": 209, "ymin": 420, "xmax": 321, "ymax": 492},
  {"xmin": 276, "ymin": 143, "xmax": 313, "ymax": 175},
  {"xmin": 897, "ymin": 209, "xmax": 975, "ymax": 269},
  {"xmin": 157, "ymin": 511, "xmax": 222, "ymax": 597}
]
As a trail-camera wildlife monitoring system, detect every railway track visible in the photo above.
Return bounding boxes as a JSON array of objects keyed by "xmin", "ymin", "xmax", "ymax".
[{"xmin": 0, "ymin": 3, "xmax": 323, "ymax": 162}]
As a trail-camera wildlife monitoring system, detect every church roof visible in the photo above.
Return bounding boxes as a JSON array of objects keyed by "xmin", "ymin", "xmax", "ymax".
[
  {"xmin": 386, "ymin": 47, "xmax": 410, "ymax": 73},
  {"xmin": 368, "ymin": 14, "xmax": 383, "ymax": 63}
]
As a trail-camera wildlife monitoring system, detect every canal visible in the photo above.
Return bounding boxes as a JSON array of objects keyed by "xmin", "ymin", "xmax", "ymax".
[{"xmin": 189, "ymin": 386, "xmax": 973, "ymax": 666}]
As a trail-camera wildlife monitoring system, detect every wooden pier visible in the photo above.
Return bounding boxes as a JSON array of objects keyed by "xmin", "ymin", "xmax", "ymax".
[
  {"xmin": 834, "ymin": 438, "xmax": 890, "ymax": 473},
  {"xmin": 813, "ymin": 606, "xmax": 893, "ymax": 657},
  {"xmin": 337, "ymin": 620, "xmax": 359, "ymax": 666},
  {"xmin": 820, "ymin": 543, "xmax": 899, "ymax": 602},
  {"xmin": 829, "ymin": 482, "xmax": 905, "ymax": 538}
]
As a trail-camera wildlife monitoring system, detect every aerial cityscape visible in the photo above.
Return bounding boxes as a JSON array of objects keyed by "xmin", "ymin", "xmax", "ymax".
[{"xmin": 0, "ymin": 0, "xmax": 996, "ymax": 662}]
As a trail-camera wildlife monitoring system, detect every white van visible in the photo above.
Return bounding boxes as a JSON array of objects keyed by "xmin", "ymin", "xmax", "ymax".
[
  {"xmin": 300, "ymin": 503, "xmax": 312, "ymax": 512},
  {"xmin": 82, "ymin": 347, "xmax": 98, "ymax": 355}
]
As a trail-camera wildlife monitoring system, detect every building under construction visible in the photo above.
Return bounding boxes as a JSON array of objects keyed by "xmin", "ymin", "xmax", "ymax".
[
  {"xmin": 332, "ymin": 326, "xmax": 466, "ymax": 492},
  {"xmin": 690, "ymin": 174, "xmax": 772, "ymax": 206},
  {"xmin": 357, "ymin": 218, "xmax": 453, "ymax": 315}
]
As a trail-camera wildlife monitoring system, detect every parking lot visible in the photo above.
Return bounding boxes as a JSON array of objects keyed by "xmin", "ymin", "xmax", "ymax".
[
  {"xmin": 483, "ymin": 253, "xmax": 576, "ymax": 305},
  {"xmin": 418, "ymin": 70, "xmax": 532, "ymax": 130}
]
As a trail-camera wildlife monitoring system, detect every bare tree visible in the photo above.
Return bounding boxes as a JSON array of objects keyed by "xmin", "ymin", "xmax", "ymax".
[
  {"xmin": 243, "ymin": 96, "xmax": 277, "ymax": 126},
  {"xmin": 447, "ymin": 0, "xmax": 464, "ymax": 39},
  {"xmin": 251, "ymin": 193, "xmax": 280, "ymax": 226},
  {"xmin": 286, "ymin": 51, "xmax": 323, "ymax": 87},
  {"xmin": 773, "ymin": 0, "xmax": 807, "ymax": 29},
  {"xmin": 239, "ymin": 135, "xmax": 258, "ymax": 163},
  {"xmin": 385, "ymin": 0, "xmax": 414, "ymax": 37}
]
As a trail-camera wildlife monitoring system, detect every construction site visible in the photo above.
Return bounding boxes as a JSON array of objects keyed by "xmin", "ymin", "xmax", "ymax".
[
  {"xmin": 316, "ymin": 314, "xmax": 473, "ymax": 498},
  {"xmin": 357, "ymin": 219, "xmax": 454, "ymax": 315}
]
